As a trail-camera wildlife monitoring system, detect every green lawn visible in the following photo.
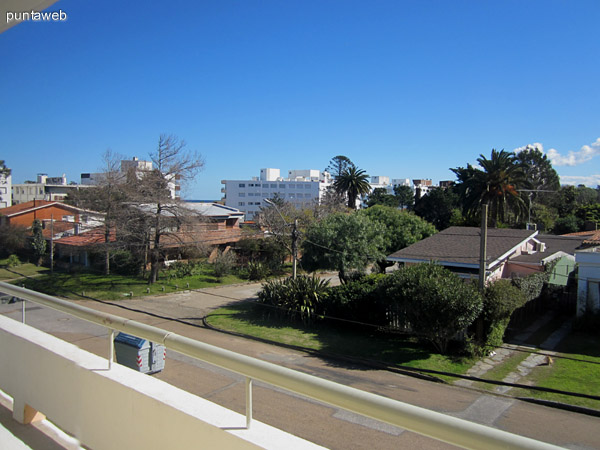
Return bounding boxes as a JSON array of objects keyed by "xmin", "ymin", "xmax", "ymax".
[
  {"xmin": 510, "ymin": 331, "xmax": 600, "ymax": 411},
  {"xmin": 0, "ymin": 259, "xmax": 50, "ymax": 281},
  {"xmin": 205, "ymin": 302, "xmax": 476, "ymax": 377},
  {"xmin": 5, "ymin": 264, "xmax": 246, "ymax": 300}
]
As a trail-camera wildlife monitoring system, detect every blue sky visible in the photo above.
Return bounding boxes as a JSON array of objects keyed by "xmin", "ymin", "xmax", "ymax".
[{"xmin": 2, "ymin": 0, "xmax": 599, "ymax": 199}]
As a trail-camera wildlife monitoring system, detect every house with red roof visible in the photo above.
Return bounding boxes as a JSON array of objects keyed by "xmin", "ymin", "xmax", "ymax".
[{"xmin": 0, "ymin": 200, "xmax": 104, "ymax": 239}]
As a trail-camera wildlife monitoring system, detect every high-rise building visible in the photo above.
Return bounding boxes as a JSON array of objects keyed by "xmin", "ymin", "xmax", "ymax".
[{"xmin": 221, "ymin": 168, "xmax": 332, "ymax": 220}]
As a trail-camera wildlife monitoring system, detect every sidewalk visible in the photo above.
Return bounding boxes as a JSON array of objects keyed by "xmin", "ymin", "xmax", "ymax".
[{"xmin": 455, "ymin": 311, "xmax": 573, "ymax": 394}]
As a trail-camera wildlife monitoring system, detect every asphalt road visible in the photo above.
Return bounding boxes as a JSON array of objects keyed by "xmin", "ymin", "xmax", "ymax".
[{"xmin": 1, "ymin": 282, "xmax": 599, "ymax": 449}]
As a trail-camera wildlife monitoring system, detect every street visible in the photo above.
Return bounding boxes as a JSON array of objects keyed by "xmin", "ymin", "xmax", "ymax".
[{"xmin": 1, "ymin": 282, "xmax": 599, "ymax": 449}]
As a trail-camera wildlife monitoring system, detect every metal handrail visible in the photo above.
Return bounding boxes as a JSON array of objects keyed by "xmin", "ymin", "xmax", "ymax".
[{"xmin": 0, "ymin": 282, "xmax": 560, "ymax": 450}]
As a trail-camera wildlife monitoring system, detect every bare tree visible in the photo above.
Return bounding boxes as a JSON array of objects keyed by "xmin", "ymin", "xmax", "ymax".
[
  {"xmin": 125, "ymin": 134, "xmax": 205, "ymax": 284},
  {"xmin": 66, "ymin": 149, "xmax": 127, "ymax": 275}
]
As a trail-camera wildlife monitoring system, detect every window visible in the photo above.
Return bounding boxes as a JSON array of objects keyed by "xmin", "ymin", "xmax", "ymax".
[
  {"xmin": 248, "ymin": 192, "xmax": 254, "ymax": 196},
  {"xmin": 270, "ymin": 184, "xmax": 277, "ymax": 188},
  {"xmin": 304, "ymin": 184, "xmax": 311, "ymax": 189},
  {"xmin": 262, "ymin": 193, "xmax": 268, "ymax": 197},
  {"xmin": 239, "ymin": 193, "xmax": 245, "ymax": 197},
  {"xmin": 239, "ymin": 183, "xmax": 245, "ymax": 187},
  {"xmin": 238, "ymin": 202, "xmax": 245, "ymax": 206},
  {"xmin": 279, "ymin": 184, "xmax": 286, "ymax": 188},
  {"xmin": 263, "ymin": 184, "xmax": 269, "ymax": 188},
  {"xmin": 0, "ymin": 187, "xmax": 5, "ymax": 194}
]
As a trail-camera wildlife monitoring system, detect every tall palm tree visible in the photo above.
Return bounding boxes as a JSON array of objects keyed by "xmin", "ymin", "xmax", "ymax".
[
  {"xmin": 452, "ymin": 149, "xmax": 528, "ymax": 226},
  {"xmin": 333, "ymin": 166, "xmax": 371, "ymax": 209}
]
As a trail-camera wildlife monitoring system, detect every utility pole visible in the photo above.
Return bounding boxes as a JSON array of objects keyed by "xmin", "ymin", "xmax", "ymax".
[
  {"xmin": 50, "ymin": 213, "xmax": 54, "ymax": 274},
  {"xmin": 478, "ymin": 203, "xmax": 488, "ymax": 292},
  {"xmin": 292, "ymin": 219, "xmax": 298, "ymax": 280}
]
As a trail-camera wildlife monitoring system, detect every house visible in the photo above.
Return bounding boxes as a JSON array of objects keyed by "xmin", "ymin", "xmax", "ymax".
[
  {"xmin": 503, "ymin": 234, "xmax": 587, "ymax": 286},
  {"xmin": 54, "ymin": 227, "xmax": 117, "ymax": 267},
  {"xmin": 54, "ymin": 202, "xmax": 247, "ymax": 268},
  {"xmin": 0, "ymin": 200, "xmax": 104, "ymax": 238},
  {"xmin": 386, "ymin": 226, "xmax": 586, "ymax": 285},
  {"xmin": 575, "ymin": 247, "xmax": 600, "ymax": 317}
]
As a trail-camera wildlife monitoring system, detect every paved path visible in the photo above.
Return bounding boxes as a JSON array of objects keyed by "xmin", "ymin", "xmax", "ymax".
[
  {"xmin": 456, "ymin": 311, "xmax": 574, "ymax": 396},
  {"xmin": 2, "ymin": 284, "xmax": 599, "ymax": 449}
]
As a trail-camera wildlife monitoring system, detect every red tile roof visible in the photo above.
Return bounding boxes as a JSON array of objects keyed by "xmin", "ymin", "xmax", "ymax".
[
  {"xmin": 55, "ymin": 227, "xmax": 116, "ymax": 247},
  {"xmin": 0, "ymin": 200, "xmax": 56, "ymax": 216},
  {"xmin": 563, "ymin": 230, "xmax": 600, "ymax": 245}
]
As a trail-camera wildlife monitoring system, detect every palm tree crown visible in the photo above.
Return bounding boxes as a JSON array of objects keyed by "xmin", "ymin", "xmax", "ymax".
[
  {"xmin": 333, "ymin": 166, "xmax": 371, "ymax": 209},
  {"xmin": 452, "ymin": 149, "xmax": 528, "ymax": 226}
]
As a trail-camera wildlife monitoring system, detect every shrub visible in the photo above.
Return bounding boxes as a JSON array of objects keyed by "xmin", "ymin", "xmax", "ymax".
[
  {"xmin": 246, "ymin": 261, "xmax": 269, "ymax": 281},
  {"xmin": 258, "ymin": 275, "xmax": 330, "ymax": 325},
  {"xmin": 169, "ymin": 261, "xmax": 200, "ymax": 278},
  {"xmin": 213, "ymin": 250, "xmax": 236, "ymax": 279},
  {"xmin": 6, "ymin": 254, "xmax": 20, "ymax": 268},
  {"xmin": 323, "ymin": 273, "xmax": 387, "ymax": 327},
  {"xmin": 512, "ymin": 272, "xmax": 547, "ymax": 302},
  {"xmin": 110, "ymin": 250, "xmax": 143, "ymax": 276},
  {"xmin": 481, "ymin": 279, "xmax": 527, "ymax": 350},
  {"xmin": 388, "ymin": 263, "xmax": 483, "ymax": 353}
]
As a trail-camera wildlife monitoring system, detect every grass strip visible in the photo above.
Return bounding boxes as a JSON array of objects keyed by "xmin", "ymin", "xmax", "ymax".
[{"xmin": 205, "ymin": 302, "xmax": 475, "ymax": 376}]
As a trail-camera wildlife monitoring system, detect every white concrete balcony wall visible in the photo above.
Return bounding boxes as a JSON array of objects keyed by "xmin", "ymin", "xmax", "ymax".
[{"xmin": 0, "ymin": 315, "xmax": 323, "ymax": 450}]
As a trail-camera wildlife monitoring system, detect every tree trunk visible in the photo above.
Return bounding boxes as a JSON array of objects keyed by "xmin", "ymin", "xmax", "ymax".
[{"xmin": 104, "ymin": 223, "xmax": 111, "ymax": 275}]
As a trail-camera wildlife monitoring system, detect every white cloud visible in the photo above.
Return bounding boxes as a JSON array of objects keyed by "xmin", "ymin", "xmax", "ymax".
[
  {"xmin": 514, "ymin": 138, "xmax": 600, "ymax": 167},
  {"xmin": 559, "ymin": 174, "xmax": 600, "ymax": 188},
  {"xmin": 513, "ymin": 143, "xmax": 544, "ymax": 154},
  {"xmin": 549, "ymin": 139, "xmax": 600, "ymax": 166}
]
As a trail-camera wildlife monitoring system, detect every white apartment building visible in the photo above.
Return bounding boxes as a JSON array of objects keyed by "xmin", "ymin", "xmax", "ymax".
[
  {"xmin": 81, "ymin": 157, "xmax": 179, "ymax": 199},
  {"xmin": 11, "ymin": 174, "xmax": 91, "ymax": 205},
  {"xmin": 0, "ymin": 167, "xmax": 11, "ymax": 208},
  {"xmin": 221, "ymin": 168, "xmax": 332, "ymax": 220}
]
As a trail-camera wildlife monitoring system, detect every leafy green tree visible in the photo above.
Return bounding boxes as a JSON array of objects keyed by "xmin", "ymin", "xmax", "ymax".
[
  {"xmin": 554, "ymin": 185, "xmax": 577, "ymax": 217},
  {"xmin": 366, "ymin": 188, "xmax": 398, "ymax": 208},
  {"xmin": 576, "ymin": 203, "xmax": 600, "ymax": 225},
  {"xmin": 575, "ymin": 185, "xmax": 599, "ymax": 206},
  {"xmin": 553, "ymin": 215, "xmax": 583, "ymax": 234},
  {"xmin": 452, "ymin": 149, "xmax": 528, "ymax": 226},
  {"xmin": 0, "ymin": 160, "xmax": 11, "ymax": 177},
  {"xmin": 393, "ymin": 185, "xmax": 414, "ymax": 210},
  {"xmin": 325, "ymin": 155, "xmax": 355, "ymax": 179},
  {"xmin": 529, "ymin": 203, "xmax": 558, "ymax": 232},
  {"xmin": 30, "ymin": 219, "xmax": 46, "ymax": 266},
  {"xmin": 516, "ymin": 147, "xmax": 560, "ymax": 205},
  {"xmin": 301, "ymin": 212, "xmax": 385, "ymax": 283},
  {"xmin": 333, "ymin": 166, "xmax": 371, "ymax": 210},
  {"xmin": 0, "ymin": 224, "xmax": 28, "ymax": 257},
  {"xmin": 386, "ymin": 263, "xmax": 483, "ymax": 353},
  {"xmin": 413, "ymin": 187, "xmax": 461, "ymax": 230},
  {"xmin": 359, "ymin": 206, "xmax": 436, "ymax": 272}
]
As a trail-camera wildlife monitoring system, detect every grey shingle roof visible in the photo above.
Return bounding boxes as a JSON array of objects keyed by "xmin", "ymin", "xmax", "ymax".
[
  {"xmin": 510, "ymin": 234, "xmax": 585, "ymax": 264},
  {"xmin": 387, "ymin": 226, "xmax": 537, "ymax": 268}
]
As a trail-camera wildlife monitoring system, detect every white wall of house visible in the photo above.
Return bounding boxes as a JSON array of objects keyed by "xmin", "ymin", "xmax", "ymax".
[{"xmin": 576, "ymin": 248, "xmax": 600, "ymax": 317}]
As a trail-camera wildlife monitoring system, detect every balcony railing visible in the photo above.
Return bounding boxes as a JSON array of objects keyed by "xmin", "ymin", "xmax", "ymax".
[{"xmin": 0, "ymin": 282, "xmax": 561, "ymax": 450}]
